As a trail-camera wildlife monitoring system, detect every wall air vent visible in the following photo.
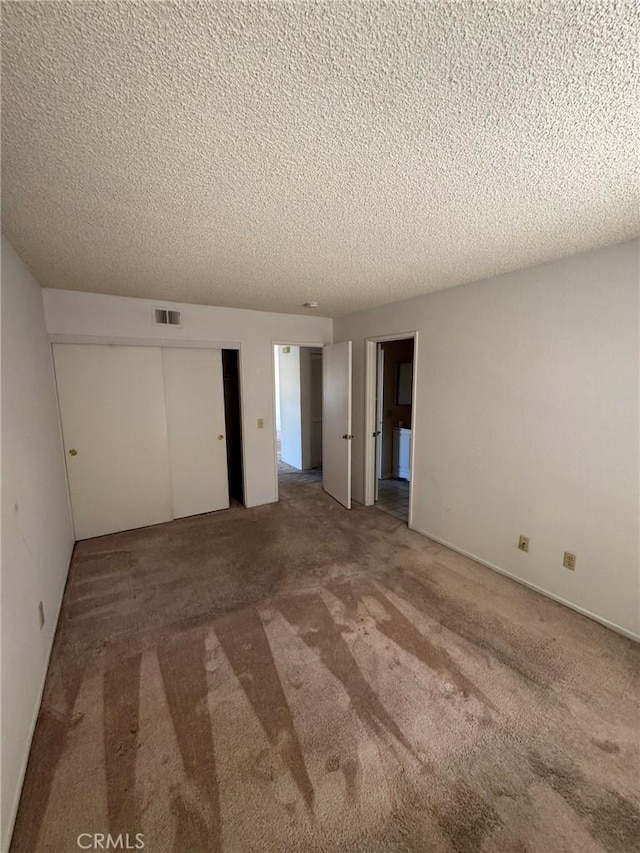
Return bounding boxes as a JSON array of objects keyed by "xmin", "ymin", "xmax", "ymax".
[{"xmin": 154, "ymin": 308, "xmax": 181, "ymax": 326}]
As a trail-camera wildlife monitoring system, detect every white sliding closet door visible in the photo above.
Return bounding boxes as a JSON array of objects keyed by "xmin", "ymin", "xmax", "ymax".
[
  {"xmin": 53, "ymin": 344, "xmax": 173, "ymax": 540},
  {"xmin": 162, "ymin": 348, "xmax": 229, "ymax": 518}
]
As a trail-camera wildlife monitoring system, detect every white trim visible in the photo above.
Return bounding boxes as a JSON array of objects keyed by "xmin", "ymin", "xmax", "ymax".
[
  {"xmin": 271, "ymin": 339, "xmax": 328, "ymax": 348},
  {"xmin": 363, "ymin": 331, "xmax": 418, "ymax": 528},
  {"xmin": 271, "ymin": 344, "xmax": 280, "ymax": 502},
  {"xmin": 233, "ymin": 347, "xmax": 249, "ymax": 510},
  {"xmin": 375, "ymin": 345, "xmax": 384, "ymax": 487},
  {"xmin": 49, "ymin": 333, "xmax": 240, "ymax": 349},
  {"xmin": 365, "ymin": 330, "xmax": 419, "ymax": 344},
  {"xmin": 409, "ymin": 525, "xmax": 640, "ymax": 643},
  {"xmin": 364, "ymin": 340, "xmax": 377, "ymax": 505}
]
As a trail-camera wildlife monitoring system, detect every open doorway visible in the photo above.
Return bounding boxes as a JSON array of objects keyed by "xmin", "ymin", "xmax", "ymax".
[
  {"xmin": 222, "ymin": 349, "xmax": 245, "ymax": 506},
  {"xmin": 274, "ymin": 344, "xmax": 323, "ymax": 489},
  {"xmin": 374, "ymin": 337, "xmax": 415, "ymax": 523}
]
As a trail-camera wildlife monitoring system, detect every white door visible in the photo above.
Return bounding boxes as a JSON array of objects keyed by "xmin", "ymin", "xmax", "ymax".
[
  {"xmin": 322, "ymin": 341, "xmax": 352, "ymax": 509},
  {"xmin": 53, "ymin": 344, "xmax": 173, "ymax": 540},
  {"xmin": 375, "ymin": 344, "xmax": 385, "ymax": 500},
  {"xmin": 162, "ymin": 348, "xmax": 229, "ymax": 518}
]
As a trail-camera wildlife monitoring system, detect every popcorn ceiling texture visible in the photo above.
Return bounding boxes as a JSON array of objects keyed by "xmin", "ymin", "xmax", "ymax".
[{"xmin": 2, "ymin": 1, "xmax": 639, "ymax": 317}]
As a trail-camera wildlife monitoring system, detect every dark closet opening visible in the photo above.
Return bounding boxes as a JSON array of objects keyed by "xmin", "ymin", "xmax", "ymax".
[{"xmin": 222, "ymin": 349, "xmax": 244, "ymax": 505}]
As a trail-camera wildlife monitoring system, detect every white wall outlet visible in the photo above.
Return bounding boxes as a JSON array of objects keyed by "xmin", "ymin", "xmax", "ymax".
[
  {"xmin": 518, "ymin": 535, "xmax": 529, "ymax": 552},
  {"xmin": 563, "ymin": 551, "xmax": 577, "ymax": 570}
]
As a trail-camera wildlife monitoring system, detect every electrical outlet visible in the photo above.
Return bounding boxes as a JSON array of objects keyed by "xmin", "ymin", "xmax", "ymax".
[
  {"xmin": 563, "ymin": 551, "xmax": 576, "ymax": 571},
  {"xmin": 518, "ymin": 535, "xmax": 529, "ymax": 552},
  {"xmin": 38, "ymin": 601, "xmax": 45, "ymax": 629},
  {"xmin": 257, "ymin": 418, "xmax": 264, "ymax": 429}
]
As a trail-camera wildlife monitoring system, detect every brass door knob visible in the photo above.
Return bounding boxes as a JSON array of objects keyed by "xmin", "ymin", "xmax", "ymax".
[
  {"xmin": 217, "ymin": 434, "xmax": 224, "ymax": 440},
  {"xmin": 68, "ymin": 448, "xmax": 78, "ymax": 456}
]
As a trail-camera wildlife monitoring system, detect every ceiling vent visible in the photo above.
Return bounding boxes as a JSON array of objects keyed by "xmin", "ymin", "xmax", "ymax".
[{"xmin": 154, "ymin": 308, "xmax": 181, "ymax": 326}]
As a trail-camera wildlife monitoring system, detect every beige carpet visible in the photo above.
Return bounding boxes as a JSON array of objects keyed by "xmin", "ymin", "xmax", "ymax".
[{"xmin": 11, "ymin": 481, "xmax": 640, "ymax": 852}]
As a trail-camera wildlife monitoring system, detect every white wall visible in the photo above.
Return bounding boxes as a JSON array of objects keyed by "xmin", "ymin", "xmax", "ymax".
[
  {"xmin": 42, "ymin": 289, "xmax": 332, "ymax": 507},
  {"xmin": 334, "ymin": 239, "xmax": 640, "ymax": 639},
  {"xmin": 1, "ymin": 237, "xmax": 75, "ymax": 851},
  {"xmin": 278, "ymin": 345, "xmax": 303, "ymax": 469}
]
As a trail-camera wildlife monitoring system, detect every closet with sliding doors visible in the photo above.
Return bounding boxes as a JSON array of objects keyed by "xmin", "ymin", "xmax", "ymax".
[{"xmin": 53, "ymin": 344, "xmax": 231, "ymax": 540}]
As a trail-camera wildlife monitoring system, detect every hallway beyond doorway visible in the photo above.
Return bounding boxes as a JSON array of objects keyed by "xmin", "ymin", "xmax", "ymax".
[
  {"xmin": 372, "ymin": 336, "xmax": 415, "ymax": 525},
  {"xmin": 274, "ymin": 344, "xmax": 323, "ymax": 493},
  {"xmin": 277, "ymin": 438, "xmax": 322, "ymax": 486},
  {"xmin": 278, "ymin": 458, "xmax": 322, "ymax": 486}
]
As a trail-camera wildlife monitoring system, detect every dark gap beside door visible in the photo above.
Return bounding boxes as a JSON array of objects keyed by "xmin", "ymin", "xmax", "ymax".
[{"xmin": 222, "ymin": 350, "xmax": 244, "ymax": 505}]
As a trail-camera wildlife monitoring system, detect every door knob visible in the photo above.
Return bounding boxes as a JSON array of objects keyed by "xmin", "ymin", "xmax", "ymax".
[
  {"xmin": 68, "ymin": 448, "xmax": 78, "ymax": 456},
  {"xmin": 341, "ymin": 434, "xmax": 354, "ymax": 440},
  {"xmin": 217, "ymin": 434, "xmax": 224, "ymax": 440}
]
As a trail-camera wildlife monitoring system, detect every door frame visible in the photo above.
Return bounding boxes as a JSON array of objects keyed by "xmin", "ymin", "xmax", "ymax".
[
  {"xmin": 364, "ymin": 331, "xmax": 418, "ymax": 527},
  {"xmin": 375, "ymin": 344, "xmax": 385, "ymax": 498},
  {"xmin": 49, "ymin": 334, "xmax": 248, "ymax": 511},
  {"xmin": 271, "ymin": 340, "xmax": 327, "ymax": 502}
]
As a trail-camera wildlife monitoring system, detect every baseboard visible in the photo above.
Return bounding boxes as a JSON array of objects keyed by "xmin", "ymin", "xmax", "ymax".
[
  {"xmin": 3, "ymin": 545, "xmax": 74, "ymax": 853},
  {"xmin": 408, "ymin": 524, "xmax": 640, "ymax": 643}
]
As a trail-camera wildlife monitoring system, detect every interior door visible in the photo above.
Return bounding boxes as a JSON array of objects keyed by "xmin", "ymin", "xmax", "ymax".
[
  {"xmin": 375, "ymin": 344, "xmax": 384, "ymax": 500},
  {"xmin": 53, "ymin": 344, "xmax": 173, "ymax": 540},
  {"xmin": 162, "ymin": 348, "xmax": 229, "ymax": 518},
  {"xmin": 322, "ymin": 341, "xmax": 352, "ymax": 508}
]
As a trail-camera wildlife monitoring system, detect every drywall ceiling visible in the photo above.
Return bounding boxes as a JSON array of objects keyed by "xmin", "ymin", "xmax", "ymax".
[{"xmin": 2, "ymin": 1, "xmax": 639, "ymax": 317}]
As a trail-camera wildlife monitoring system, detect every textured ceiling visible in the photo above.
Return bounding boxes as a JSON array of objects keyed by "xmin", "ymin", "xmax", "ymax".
[{"xmin": 2, "ymin": 1, "xmax": 639, "ymax": 317}]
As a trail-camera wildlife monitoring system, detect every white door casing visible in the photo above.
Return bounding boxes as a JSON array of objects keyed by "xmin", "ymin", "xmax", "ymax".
[
  {"xmin": 53, "ymin": 344, "xmax": 173, "ymax": 539},
  {"xmin": 375, "ymin": 343, "xmax": 385, "ymax": 499},
  {"xmin": 322, "ymin": 341, "xmax": 352, "ymax": 509},
  {"xmin": 162, "ymin": 348, "xmax": 229, "ymax": 518}
]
